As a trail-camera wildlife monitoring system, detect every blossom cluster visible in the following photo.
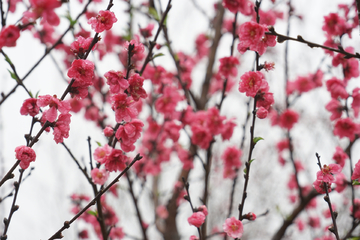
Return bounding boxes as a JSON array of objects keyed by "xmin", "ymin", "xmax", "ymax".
[
  {"xmin": 20, "ymin": 95, "xmax": 72, "ymax": 144},
  {"xmin": 238, "ymin": 70, "xmax": 274, "ymax": 118}
]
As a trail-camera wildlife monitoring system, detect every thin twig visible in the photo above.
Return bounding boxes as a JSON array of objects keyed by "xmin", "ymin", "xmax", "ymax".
[{"xmin": 48, "ymin": 154, "xmax": 142, "ymax": 240}]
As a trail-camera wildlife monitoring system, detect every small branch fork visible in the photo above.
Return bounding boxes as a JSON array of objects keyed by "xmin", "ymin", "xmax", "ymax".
[
  {"xmin": 139, "ymin": 0, "xmax": 172, "ymax": 75},
  {"xmin": 48, "ymin": 154, "xmax": 142, "ymax": 240}
]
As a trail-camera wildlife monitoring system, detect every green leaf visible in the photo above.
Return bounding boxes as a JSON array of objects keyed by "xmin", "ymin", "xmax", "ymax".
[
  {"xmin": 4, "ymin": 54, "xmax": 12, "ymax": 65},
  {"xmin": 253, "ymin": 137, "xmax": 264, "ymax": 144},
  {"xmin": 347, "ymin": 238, "xmax": 360, "ymax": 240},
  {"xmin": 149, "ymin": 7, "xmax": 159, "ymax": 21},
  {"xmin": 63, "ymin": 12, "xmax": 77, "ymax": 27},
  {"xmin": 96, "ymin": 141, "xmax": 102, "ymax": 147},
  {"xmin": 35, "ymin": 91, "xmax": 40, "ymax": 98},
  {"xmin": 163, "ymin": 15, "xmax": 168, "ymax": 26},
  {"xmin": 152, "ymin": 53, "xmax": 164, "ymax": 60},
  {"xmin": 29, "ymin": 91, "xmax": 34, "ymax": 98},
  {"xmin": 7, "ymin": 69, "xmax": 19, "ymax": 83},
  {"xmin": 174, "ymin": 53, "xmax": 179, "ymax": 62},
  {"xmin": 87, "ymin": 210, "xmax": 97, "ymax": 217},
  {"xmin": 353, "ymin": 180, "xmax": 360, "ymax": 185},
  {"xmin": 249, "ymin": 159, "xmax": 255, "ymax": 164},
  {"xmin": 243, "ymin": 168, "xmax": 247, "ymax": 174}
]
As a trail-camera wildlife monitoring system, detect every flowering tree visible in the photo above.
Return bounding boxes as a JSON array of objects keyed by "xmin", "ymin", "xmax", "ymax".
[{"xmin": 1, "ymin": 0, "xmax": 360, "ymax": 239}]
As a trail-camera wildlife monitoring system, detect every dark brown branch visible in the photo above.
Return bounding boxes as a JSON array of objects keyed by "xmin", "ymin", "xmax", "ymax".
[
  {"xmin": 315, "ymin": 153, "xmax": 340, "ymax": 240},
  {"xmin": 267, "ymin": 27, "xmax": 360, "ymax": 59},
  {"xmin": 126, "ymin": 172, "xmax": 148, "ymax": 240},
  {"xmin": 198, "ymin": 3, "xmax": 224, "ymax": 110}
]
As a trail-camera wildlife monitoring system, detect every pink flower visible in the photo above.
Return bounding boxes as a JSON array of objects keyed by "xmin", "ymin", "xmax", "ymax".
[
  {"xmin": 287, "ymin": 174, "xmax": 297, "ymax": 190},
  {"xmin": 93, "ymin": 144, "xmax": 112, "ymax": 163},
  {"xmin": 0, "ymin": 25, "xmax": 20, "ymax": 48},
  {"xmin": 222, "ymin": 0, "xmax": 253, "ymax": 15},
  {"xmin": 143, "ymin": 65, "xmax": 166, "ymax": 85},
  {"xmin": 156, "ymin": 205, "xmax": 169, "ymax": 219},
  {"xmin": 197, "ymin": 205, "xmax": 208, "ymax": 216},
  {"xmin": 238, "ymin": 21, "xmax": 265, "ymax": 51},
  {"xmin": 188, "ymin": 212, "xmax": 206, "ymax": 228},
  {"xmin": 70, "ymin": 36, "xmax": 94, "ymax": 58},
  {"xmin": 123, "ymin": 39, "xmax": 145, "ymax": 59},
  {"xmin": 308, "ymin": 216, "xmax": 320, "ymax": 228},
  {"xmin": 88, "ymin": 10, "xmax": 117, "ymax": 33},
  {"xmin": 326, "ymin": 78, "xmax": 348, "ymax": 99},
  {"xmin": 322, "ymin": 13, "xmax": 350, "ymax": 37},
  {"xmin": 325, "ymin": 99, "xmax": 343, "ymax": 121},
  {"xmin": 222, "ymin": 146, "xmax": 242, "ymax": 173},
  {"xmin": 218, "ymin": 56, "xmax": 240, "ymax": 78},
  {"xmin": 352, "ymin": 159, "xmax": 360, "ymax": 181},
  {"xmin": 313, "ymin": 179, "xmax": 332, "ymax": 194},
  {"xmin": 15, "ymin": 145, "xmax": 36, "ymax": 169},
  {"xmin": 191, "ymin": 124, "xmax": 212, "ymax": 149},
  {"xmin": 103, "ymin": 127, "xmax": 114, "ymax": 137},
  {"xmin": 109, "ymin": 227, "xmax": 125, "ymax": 239},
  {"xmin": 20, "ymin": 98, "xmax": 40, "ymax": 117},
  {"xmin": 352, "ymin": 88, "xmax": 360, "ymax": 117},
  {"xmin": 206, "ymin": 107, "xmax": 226, "ymax": 135},
  {"xmin": 139, "ymin": 23, "xmax": 154, "ymax": 38},
  {"xmin": 103, "ymin": 148, "xmax": 128, "ymax": 172},
  {"xmin": 189, "ymin": 236, "xmax": 199, "ymax": 240},
  {"xmin": 195, "ymin": 33, "xmax": 209, "ymax": 60},
  {"xmin": 316, "ymin": 164, "xmax": 341, "ymax": 183},
  {"xmin": 37, "ymin": 95, "xmax": 71, "ymax": 122},
  {"xmin": 22, "ymin": 0, "xmax": 61, "ymax": 26},
  {"xmin": 296, "ymin": 219, "xmax": 305, "ymax": 232},
  {"xmin": 7, "ymin": 0, "xmax": 22, "ymax": 13},
  {"xmin": 53, "ymin": 113, "xmax": 71, "ymax": 143},
  {"xmin": 128, "ymin": 74, "xmax": 147, "ymax": 101},
  {"xmin": 221, "ymin": 119, "xmax": 236, "ymax": 141},
  {"xmin": 333, "ymin": 117, "xmax": 359, "ymax": 141},
  {"xmin": 332, "ymin": 47, "xmax": 359, "ymax": 82},
  {"xmin": 350, "ymin": 199, "xmax": 360, "ymax": 219},
  {"xmin": 238, "ymin": 71, "xmax": 264, "ymax": 97},
  {"xmin": 67, "ymin": 59, "xmax": 95, "ymax": 88},
  {"xmin": 335, "ymin": 173, "xmax": 347, "ymax": 193},
  {"xmin": 237, "ymin": 21, "xmax": 275, "ymax": 55},
  {"xmin": 254, "ymin": 32, "xmax": 277, "ymax": 55},
  {"xmin": 155, "ymin": 86, "xmax": 183, "ymax": 116},
  {"xmin": 78, "ymin": 230, "xmax": 89, "ymax": 239},
  {"xmin": 255, "ymin": 9, "xmax": 283, "ymax": 26},
  {"xmin": 244, "ymin": 212, "xmax": 256, "ymax": 221},
  {"xmin": 104, "ymin": 70, "xmax": 129, "ymax": 94},
  {"xmin": 256, "ymin": 92, "xmax": 274, "ymax": 111},
  {"xmin": 164, "ymin": 120, "xmax": 182, "ymax": 142},
  {"xmin": 223, "ymin": 217, "xmax": 243, "ymax": 239},
  {"xmin": 176, "ymin": 145, "xmax": 194, "ymax": 170},
  {"xmin": 91, "ymin": 168, "xmax": 109, "ymax": 185},
  {"xmin": 115, "ymin": 119, "xmax": 144, "ymax": 152},
  {"xmin": 332, "ymin": 146, "xmax": 347, "ymax": 168},
  {"xmin": 111, "ymin": 93, "xmax": 138, "ymax": 122},
  {"xmin": 263, "ymin": 61, "xmax": 275, "ymax": 71},
  {"xmin": 34, "ymin": 23, "xmax": 56, "ymax": 45},
  {"xmin": 279, "ymin": 109, "xmax": 299, "ymax": 130},
  {"xmin": 257, "ymin": 107, "xmax": 268, "ymax": 119}
]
